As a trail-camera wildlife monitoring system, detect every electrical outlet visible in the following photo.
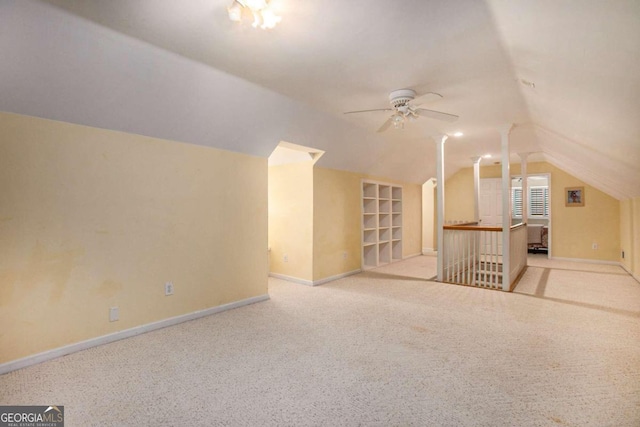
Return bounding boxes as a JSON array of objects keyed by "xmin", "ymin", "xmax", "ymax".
[
  {"xmin": 343, "ymin": 251, "xmax": 348, "ymax": 260},
  {"xmin": 165, "ymin": 281, "xmax": 174, "ymax": 296},
  {"xmin": 283, "ymin": 254, "xmax": 288, "ymax": 263},
  {"xmin": 109, "ymin": 307, "xmax": 119, "ymax": 322},
  {"xmin": 592, "ymin": 243, "xmax": 598, "ymax": 250}
]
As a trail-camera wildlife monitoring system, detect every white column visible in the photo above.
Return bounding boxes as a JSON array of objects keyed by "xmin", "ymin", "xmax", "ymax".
[
  {"xmin": 518, "ymin": 152, "xmax": 530, "ymax": 225},
  {"xmin": 499, "ymin": 125, "xmax": 512, "ymax": 290},
  {"xmin": 436, "ymin": 134, "xmax": 448, "ymax": 282},
  {"xmin": 471, "ymin": 156, "xmax": 482, "ymax": 223},
  {"xmin": 421, "ymin": 178, "xmax": 437, "ymax": 255}
]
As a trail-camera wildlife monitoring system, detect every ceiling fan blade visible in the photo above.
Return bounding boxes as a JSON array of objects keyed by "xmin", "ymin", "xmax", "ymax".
[
  {"xmin": 416, "ymin": 108, "xmax": 459, "ymax": 122},
  {"xmin": 377, "ymin": 117, "xmax": 393, "ymax": 133},
  {"xmin": 344, "ymin": 108, "xmax": 393, "ymax": 115},
  {"xmin": 411, "ymin": 92, "xmax": 443, "ymax": 106}
]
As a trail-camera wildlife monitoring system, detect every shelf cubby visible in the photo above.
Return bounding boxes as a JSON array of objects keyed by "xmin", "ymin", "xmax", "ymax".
[
  {"xmin": 379, "ymin": 199, "xmax": 390, "ymax": 214},
  {"xmin": 379, "ymin": 213, "xmax": 390, "ymax": 228},
  {"xmin": 363, "ymin": 213, "xmax": 377, "ymax": 229},
  {"xmin": 379, "ymin": 242, "xmax": 391, "ymax": 264},
  {"xmin": 363, "ymin": 182, "xmax": 377, "ymax": 198},
  {"xmin": 379, "ymin": 227, "xmax": 390, "ymax": 242},
  {"xmin": 392, "ymin": 240, "xmax": 402, "ymax": 260},
  {"xmin": 363, "ymin": 229, "xmax": 377, "ymax": 244},
  {"xmin": 378, "ymin": 185, "xmax": 390, "ymax": 200},
  {"xmin": 392, "ymin": 226, "xmax": 402, "ymax": 241},
  {"xmin": 363, "ymin": 198, "xmax": 377, "ymax": 214},
  {"xmin": 363, "ymin": 244, "xmax": 377, "ymax": 267},
  {"xmin": 392, "ymin": 187, "xmax": 402, "ymax": 200}
]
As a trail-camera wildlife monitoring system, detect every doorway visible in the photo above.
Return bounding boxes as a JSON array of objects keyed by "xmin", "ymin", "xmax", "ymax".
[{"xmin": 511, "ymin": 173, "xmax": 551, "ymax": 258}]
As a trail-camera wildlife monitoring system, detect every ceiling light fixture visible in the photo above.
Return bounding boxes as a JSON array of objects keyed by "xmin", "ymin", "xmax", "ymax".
[
  {"xmin": 228, "ymin": 0, "xmax": 281, "ymax": 29},
  {"xmin": 392, "ymin": 113, "xmax": 405, "ymax": 129},
  {"xmin": 453, "ymin": 132, "xmax": 464, "ymax": 137},
  {"xmin": 483, "ymin": 154, "xmax": 492, "ymax": 158}
]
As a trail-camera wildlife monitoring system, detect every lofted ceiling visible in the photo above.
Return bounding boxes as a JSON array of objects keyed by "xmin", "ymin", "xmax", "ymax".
[{"xmin": 1, "ymin": 0, "xmax": 639, "ymax": 198}]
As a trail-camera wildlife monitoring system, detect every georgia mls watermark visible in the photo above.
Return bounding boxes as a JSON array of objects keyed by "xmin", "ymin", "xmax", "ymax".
[{"xmin": 0, "ymin": 406, "xmax": 64, "ymax": 427}]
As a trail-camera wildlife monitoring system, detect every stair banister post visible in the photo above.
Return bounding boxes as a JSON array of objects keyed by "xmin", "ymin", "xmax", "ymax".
[
  {"xmin": 499, "ymin": 125, "xmax": 512, "ymax": 290},
  {"xmin": 436, "ymin": 134, "xmax": 448, "ymax": 282}
]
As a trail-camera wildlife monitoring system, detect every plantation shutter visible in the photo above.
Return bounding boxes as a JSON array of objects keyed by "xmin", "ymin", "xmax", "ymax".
[
  {"xmin": 512, "ymin": 188, "xmax": 523, "ymax": 217},
  {"xmin": 530, "ymin": 187, "xmax": 548, "ymax": 216}
]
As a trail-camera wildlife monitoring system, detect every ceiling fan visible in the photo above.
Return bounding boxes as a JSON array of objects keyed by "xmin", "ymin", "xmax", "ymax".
[{"xmin": 344, "ymin": 89, "xmax": 458, "ymax": 132}]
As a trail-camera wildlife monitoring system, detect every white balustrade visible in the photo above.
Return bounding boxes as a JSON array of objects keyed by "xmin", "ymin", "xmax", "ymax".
[{"xmin": 442, "ymin": 222, "xmax": 526, "ymax": 291}]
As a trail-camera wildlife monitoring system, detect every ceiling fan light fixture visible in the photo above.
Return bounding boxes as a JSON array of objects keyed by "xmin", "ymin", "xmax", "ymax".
[
  {"xmin": 260, "ymin": 6, "xmax": 282, "ymax": 29},
  {"xmin": 392, "ymin": 113, "xmax": 405, "ymax": 129},
  {"xmin": 343, "ymin": 88, "xmax": 458, "ymax": 133},
  {"xmin": 227, "ymin": 1, "xmax": 243, "ymax": 22},
  {"xmin": 228, "ymin": 0, "xmax": 281, "ymax": 29}
]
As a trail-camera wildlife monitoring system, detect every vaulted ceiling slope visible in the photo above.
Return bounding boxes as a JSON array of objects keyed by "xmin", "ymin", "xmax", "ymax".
[{"xmin": 1, "ymin": 0, "xmax": 639, "ymax": 199}]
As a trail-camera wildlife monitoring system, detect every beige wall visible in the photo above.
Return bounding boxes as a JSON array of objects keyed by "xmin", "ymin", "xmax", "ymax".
[
  {"xmin": 312, "ymin": 167, "xmax": 422, "ymax": 281},
  {"xmin": 268, "ymin": 162, "xmax": 314, "ymax": 281},
  {"xmin": 444, "ymin": 161, "xmax": 620, "ymax": 262},
  {"xmin": 0, "ymin": 112, "xmax": 268, "ymax": 364}
]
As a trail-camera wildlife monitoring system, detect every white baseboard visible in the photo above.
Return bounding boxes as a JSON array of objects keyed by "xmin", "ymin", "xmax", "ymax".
[
  {"xmin": 269, "ymin": 269, "xmax": 361, "ymax": 286},
  {"xmin": 269, "ymin": 272, "xmax": 314, "ymax": 286},
  {"xmin": 312, "ymin": 269, "xmax": 361, "ymax": 286},
  {"xmin": 549, "ymin": 256, "xmax": 621, "ymax": 266},
  {"xmin": 422, "ymin": 248, "xmax": 437, "ymax": 257},
  {"xmin": 620, "ymin": 263, "xmax": 640, "ymax": 283},
  {"xmin": 0, "ymin": 294, "xmax": 270, "ymax": 376},
  {"xmin": 403, "ymin": 253, "xmax": 422, "ymax": 259}
]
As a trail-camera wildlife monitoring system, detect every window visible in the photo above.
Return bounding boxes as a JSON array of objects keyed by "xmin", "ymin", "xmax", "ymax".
[{"xmin": 512, "ymin": 186, "xmax": 549, "ymax": 218}]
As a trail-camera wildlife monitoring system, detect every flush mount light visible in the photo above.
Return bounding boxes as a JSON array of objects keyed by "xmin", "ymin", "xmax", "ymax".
[
  {"xmin": 228, "ymin": 0, "xmax": 281, "ymax": 29},
  {"xmin": 453, "ymin": 132, "xmax": 464, "ymax": 137},
  {"xmin": 483, "ymin": 154, "xmax": 492, "ymax": 158}
]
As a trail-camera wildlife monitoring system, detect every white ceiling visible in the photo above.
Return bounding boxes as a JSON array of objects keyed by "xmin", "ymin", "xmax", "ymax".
[{"xmin": 2, "ymin": 0, "xmax": 639, "ymax": 198}]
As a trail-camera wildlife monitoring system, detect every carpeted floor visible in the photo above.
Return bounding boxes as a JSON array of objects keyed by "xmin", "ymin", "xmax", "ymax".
[{"xmin": 1, "ymin": 255, "xmax": 639, "ymax": 426}]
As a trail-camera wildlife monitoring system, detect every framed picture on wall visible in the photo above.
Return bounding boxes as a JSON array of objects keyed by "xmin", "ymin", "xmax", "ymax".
[{"xmin": 565, "ymin": 186, "xmax": 584, "ymax": 207}]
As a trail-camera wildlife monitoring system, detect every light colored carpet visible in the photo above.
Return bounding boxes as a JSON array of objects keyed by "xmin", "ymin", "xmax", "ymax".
[{"xmin": 1, "ymin": 255, "xmax": 639, "ymax": 426}]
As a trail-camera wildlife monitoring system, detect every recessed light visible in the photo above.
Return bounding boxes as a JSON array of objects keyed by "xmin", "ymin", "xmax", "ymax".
[
  {"xmin": 453, "ymin": 132, "xmax": 463, "ymax": 137},
  {"xmin": 520, "ymin": 79, "xmax": 536, "ymax": 89}
]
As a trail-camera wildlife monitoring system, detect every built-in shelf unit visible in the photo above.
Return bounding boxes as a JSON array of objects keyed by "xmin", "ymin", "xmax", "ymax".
[{"xmin": 361, "ymin": 180, "xmax": 403, "ymax": 269}]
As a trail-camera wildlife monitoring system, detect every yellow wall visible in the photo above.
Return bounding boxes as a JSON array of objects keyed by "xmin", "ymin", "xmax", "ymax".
[
  {"xmin": 401, "ymin": 181, "xmax": 423, "ymax": 258},
  {"xmin": 444, "ymin": 162, "xmax": 620, "ymax": 262},
  {"xmin": 312, "ymin": 168, "xmax": 361, "ymax": 280},
  {"xmin": 633, "ymin": 198, "xmax": 640, "ymax": 277},
  {"xmin": 0, "ymin": 112, "xmax": 268, "ymax": 364},
  {"xmin": 312, "ymin": 167, "xmax": 422, "ymax": 281},
  {"xmin": 444, "ymin": 168, "xmax": 476, "ymax": 222},
  {"xmin": 620, "ymin": 197, "xmax": 640, "ymax": 278},
  {"xmin": 620, "ymin": 199, "xmax": 633, "ymax": 272},
  {"xmin": 268, "ymin": 162, "xmax": 314, "ymax": 281}
]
